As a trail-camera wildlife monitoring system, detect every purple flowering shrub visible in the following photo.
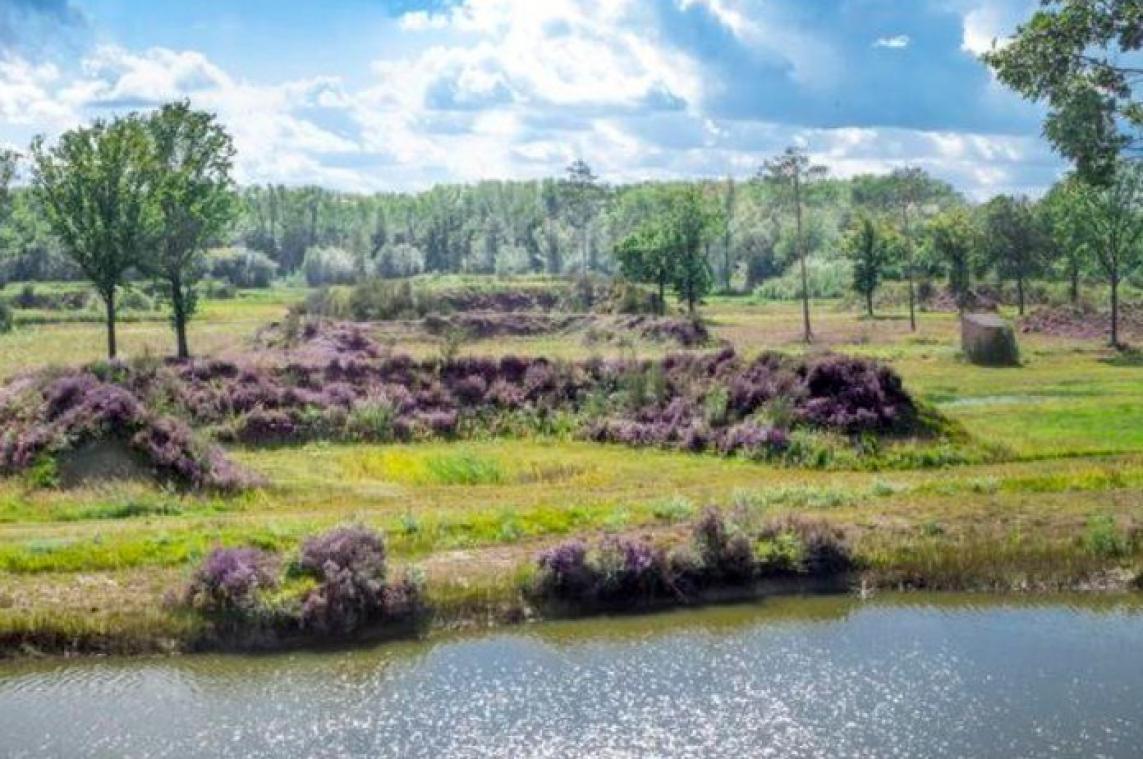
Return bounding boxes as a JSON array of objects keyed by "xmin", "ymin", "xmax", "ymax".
[
  {"xmin": 0, "ymin": 372, "xmax": 252, "ymax": 491},
  {"xmin": 298, "ymin": 525, "xmax": 420, "ymax": 635},
  {"xmin": 186, "ymin": 546, "xmax": 278, "ymax": 616},
  {"xmin": 532, "ymin": 508, "xmax": 855, "ymax": 606},
  {"xmin": 0, "ymin": 322, "xmax": 927, "ymax": 491}
]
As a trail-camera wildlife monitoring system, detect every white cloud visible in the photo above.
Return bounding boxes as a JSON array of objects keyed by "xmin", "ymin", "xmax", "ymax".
[
  {"xmin": 873, "ymin": 35, "xmax": 910, "ymax": 49},
  {"xmin": 0, "ymin": 0, "xmax": 1062, "ymax": 197},
  {"xmin": 958, "ymin": 1, "xmax": 1033, "ymax": 56}
]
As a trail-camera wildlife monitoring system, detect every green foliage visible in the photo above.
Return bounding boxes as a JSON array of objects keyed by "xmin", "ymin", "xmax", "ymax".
[
  {"xmin": 145, "ymin": 101, "xmax": 237, "ymax": 359},
  {"xmin": 753, "ymin": 255, "xmax": 851, "ymax": 300},
  {"xmin": 30, "ymin": 113, "xmax": 157, "ymax": 358},
  {"xmin": 842, "ymin": 215, "xmax": 890, "ymax": 315},
  {"xmin": 982, "ymin": 0, "xmax": 1141, "ymax": 184},
  {"xmin": 302, "ymin": 246, "xmax": 357, "ymax": 286},
  {"xmin": 926, "ymin": 208, "xmax": 978, "ymax": 312},
  {"xmin": 980, "ymin": 195, "xmax": 1047, "ymax": 314}
]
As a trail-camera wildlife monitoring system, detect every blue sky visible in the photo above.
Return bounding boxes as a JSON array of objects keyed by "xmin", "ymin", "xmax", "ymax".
[{"xmin": 0, "ymin": 0, "xmax": 1064, "ymax": 197}]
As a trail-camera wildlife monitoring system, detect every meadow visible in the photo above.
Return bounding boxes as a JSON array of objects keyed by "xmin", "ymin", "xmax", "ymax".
[{"xmin": 0, "ymin": 282, "xmax": 1141, "ymax": 652}]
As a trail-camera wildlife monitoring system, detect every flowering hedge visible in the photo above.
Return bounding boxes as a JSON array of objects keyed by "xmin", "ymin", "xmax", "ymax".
[
  {"xmin": 0, "ymin": 322, "xmax": 924, "ymax": 488},
  {"xmin": 184, "ymin": 525, "xmax": 421, "ymax": 642},
  {"xmin": 532, "ymin": 508, "xmax": 853, "ymax": 606}
]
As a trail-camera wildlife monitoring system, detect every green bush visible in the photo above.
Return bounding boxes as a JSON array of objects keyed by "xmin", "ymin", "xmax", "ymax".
[
  {"xmin": 302, "ymin": 246, "xmax": 358, "ymax": 286},
  {"xmin": 753, "ymin": 255, "xmax": 852, "ymax": 301}
]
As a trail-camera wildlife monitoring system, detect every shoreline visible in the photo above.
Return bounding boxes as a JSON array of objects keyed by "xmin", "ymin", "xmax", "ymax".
[{"xmin": 4, "ymin": 564, "xmax": 1139, "ymax": 660}]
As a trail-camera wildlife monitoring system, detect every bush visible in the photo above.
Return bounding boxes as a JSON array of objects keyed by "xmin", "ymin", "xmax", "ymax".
[
  {"xmin": 302, "ymin": 246, "xmax": 358, "ymax": 286},
  {"xmin": 298, "ymin": 525, "xmax": 419, "ymax": 634},
  {"xmin": 753, "ymin": 255, "xmax": 852, "ymax": 300},
  {"xmin": 531, "ymin": 508, "xmax": 854, "ymax": 607},
  {"xmin": 186, "ymin": 546, "xmax": 278, "ymax": 616},
  {"xmin": 117, "ymin": 289, "xmax": 154, "ymax": 313},
  {"xmin": 371, "ymin": 243, "xmax": 425, "ymax": 279},
  {"xmin": 208, "ymin": 247, "xmax": 278, "ymax": 288}
]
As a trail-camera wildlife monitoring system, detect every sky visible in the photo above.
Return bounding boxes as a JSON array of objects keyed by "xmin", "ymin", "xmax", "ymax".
[{"xmin": 0, "ymin": 0, "xmax": 1066, "ymax": 198}]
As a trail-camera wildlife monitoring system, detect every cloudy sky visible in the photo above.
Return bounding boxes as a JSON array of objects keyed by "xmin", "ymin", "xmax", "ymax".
[{"xmin": 0, "ymin": 0, "xmax": 1063, "ymax": 198}]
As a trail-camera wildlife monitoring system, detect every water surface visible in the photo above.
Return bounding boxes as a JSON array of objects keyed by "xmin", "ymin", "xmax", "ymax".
[{"xmin": 2, "ymin": 594, "xmax": 1142, "ymax": 758}]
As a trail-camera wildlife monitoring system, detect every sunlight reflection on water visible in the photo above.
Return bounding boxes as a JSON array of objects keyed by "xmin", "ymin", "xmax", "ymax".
[{"xmin": 2, "ymin": 596, "xmax": 1142, "ymax": 758}]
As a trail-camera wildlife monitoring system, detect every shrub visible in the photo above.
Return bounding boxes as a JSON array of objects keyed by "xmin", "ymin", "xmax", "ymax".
[
  {"xmin": 207, "ymin": 247, "xmax": 278, "ymax": 288},
  {"xmin": 692, "ymin": 507, "xmax": 755, "ymax": 582},
  {"xmin": 758, "ymin": 515, "xmax": 853, "ymax": 575},
  {"xmin": 535, "ymin": 540, "xmax": 595, "ymax": 600},
  {"xmin": 371, "ymin": 242, "xmax": 425, "ymax": 279},
  {"xmin": 186, "ymin": 546, "xmax": 278, "ymax": 616},
  {"xmin": 302, "ymin": 246, "xmax": 358, "ymax": 287},
  {"xmin": 753, "ymin": 255, "xmax": 852, "ymax": 300},
  {"xmin": 117, "ymin": 289, "xmax": 155, "ymax": 313},
  {"xmin": 298, "ymin": 525, "xmax": 417, "ymax": 634}
]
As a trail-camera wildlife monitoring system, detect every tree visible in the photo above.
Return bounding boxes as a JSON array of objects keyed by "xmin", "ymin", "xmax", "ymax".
[
  {"xmin": 0, "ymin": 149, "xmax": 15, "ymax": 221},
  {"xmin": 721, "ymin": 176, "xmax": 736, "ymax": 291},
  {"xmin": 146, "ymin": 101, "xmax": 237, "ymax": 359},
  {"xmin": 927, "ymin": 208, "xmax": 978, "ymax": 315},
  {"xmin": 981, "ymin": 195, "xmax": 1045, "ymax": 314},
  {"xmin": 983, "ymin": 0, "xmax": 1141, "ymax": 185},
  {"xmin": 0, "ymin": 149, "xmax": 16, "ymax": 280},
  {"xmin": 614, "ymin": 224, "xmax": 672, "ymax": 315},
  {"xmin": 670, "ymin": 187, "xmax": 716, "ymax": 314},
  {"xmin": 889, "ymin": 166, "xmax": 930, "ymax": 331},
  {"xmin": 561, "ymin": 160, "xmax": 601, "ymax": 274},
  {"xmin": 843, "ymin": 215, "xmax": 889, "ymax": 317},
  {"xmin": 31, "ymin": 115, "xmax": 157, "ymax": 359},
  {"xmin": 1040, "ymin": 183, "xmax": 1090, "ymax": 303},
  {"xmin": 760, "ymin": 147, "xmax": 827, "ymax": 342},
  {"xmin": 1064, "ymin": 162, "xmax": 1143, "ymax": 346}
]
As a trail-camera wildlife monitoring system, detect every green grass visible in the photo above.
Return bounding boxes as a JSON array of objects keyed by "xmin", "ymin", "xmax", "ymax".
[{"xmin": 1, "ymin": 290, "xmax": 1142, "ymax": 653}]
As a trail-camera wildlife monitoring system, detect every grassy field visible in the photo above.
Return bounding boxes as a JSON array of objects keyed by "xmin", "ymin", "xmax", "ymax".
[{"xmin": 1, "ymin": 285, "xmax": 1141, "ymax": 652}]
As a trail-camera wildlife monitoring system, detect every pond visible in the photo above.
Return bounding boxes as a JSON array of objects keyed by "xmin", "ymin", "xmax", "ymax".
[{"xmin": 2, "ymin": 594, "xmax": 1142, "ymax": 757}]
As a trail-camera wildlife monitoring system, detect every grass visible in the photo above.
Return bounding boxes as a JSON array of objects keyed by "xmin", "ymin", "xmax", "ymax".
[{"xmin": 1, "ymin": 286, "xmax": 1141, "ymax": 653}]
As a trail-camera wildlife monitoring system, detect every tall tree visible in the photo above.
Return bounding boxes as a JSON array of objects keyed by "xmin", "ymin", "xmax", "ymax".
[
  {"xmin": 1040, "ymin": 182, "xmax": 1089, "ymax": 303},
  {"xmin": 889, "ymin": 166, "xmax": 929, "ymax": 331},
  {"xmin": 670, "ymin": 186, "xmax": 717, "ymax": 314},
  {"xmin": 981, "ymin": 195, "xmax": 1045, "ymax": 314},
  {"xmin": 721, "ymin": 176, "xmax": 736, "ymax": 291},
  {"xmin": 760, "ymin": 147, "xmax": 828, "ymax": 342},
  {"xmin": 1064, "ymin": 162, "xmax": 1143, "ymax": 346},
  {"xmin": 614, "ymin": 224, "xmax": 673, "ymax": 315},
  {"xmin": 843, "ymin": 215, "xmax": 890, "ymax": 318},
  {"xmin": 31, "ymin": 115, "xmax": 156, "ymax": 359},
  {"xmin": 561, "ymin": 159, "xmax": 601, "ymax": 274},
  {"xmin": 927, "ymin": 208, "xmax": 977, "ymax": 315},
  {"xmin": 146, "ymin": 101, "xmax": 237, "ymax": 359},
  {"xmin": 0, "ymin": 149, "xmax": 15, "ymax": 220},
  {"xmin": 983, "ymin": 0, "xmax": 1141, "ymax": 185}
]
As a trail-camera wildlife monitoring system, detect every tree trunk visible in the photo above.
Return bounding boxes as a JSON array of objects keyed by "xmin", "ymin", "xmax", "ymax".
[
  {"xmin": 1016, "ymin": 276, "xmax": 1025, "ymax": 316},
  {"xmin": 104, "ymin": 289, "xmax": 117, "ymax": 360},
  {"xmin": 657, "ymin": 274, "xmax": 666, "ymax": 317},
  {"xmin": 723, "ymin": 236, "xmax": 732, "ymax": 292},
  {"xmin": 1110, "ymin": 273, "xmax": 1120, "ymax": 348},
  {"xmin": 1069, "ymin": 262, "xmax": 1079, "ymax": 304},
  {"xmin": 795, "ymin": 174, "xmax": 811, "ymax": 343},
  {"xmin": 901, "ymin": 204, "xmax": 916, "ymax": 331},
  {"xmin": 171, "ymin": 277, "xmax": 190, "ymax": 360},
  {"xmin": 866, "ymin": 290, "xmax": 874, "ymax": 318}
]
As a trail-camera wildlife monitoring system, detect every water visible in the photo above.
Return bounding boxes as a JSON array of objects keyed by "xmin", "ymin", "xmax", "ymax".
[{"xmin": 2, "ymin": 595, "xmax": 1142, "ymax": 758}]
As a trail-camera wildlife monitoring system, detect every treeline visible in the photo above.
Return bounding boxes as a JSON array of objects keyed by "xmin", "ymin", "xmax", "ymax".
[{"xmin": 2, "ymin": 107, "xmax": 1141, "ymax": 353}]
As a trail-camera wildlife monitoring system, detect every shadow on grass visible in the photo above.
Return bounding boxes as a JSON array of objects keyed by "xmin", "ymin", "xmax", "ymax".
[{"xmin": 1099, "ymin": 347, "xmax": 1143, "ymax": 368}]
